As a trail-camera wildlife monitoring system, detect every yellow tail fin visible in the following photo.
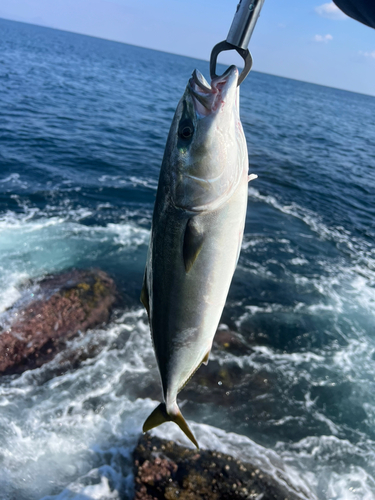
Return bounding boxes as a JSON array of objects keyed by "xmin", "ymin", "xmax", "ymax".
[{"xmin": 143, "ymin": 402, "xmax": 199, "ymax": 449}]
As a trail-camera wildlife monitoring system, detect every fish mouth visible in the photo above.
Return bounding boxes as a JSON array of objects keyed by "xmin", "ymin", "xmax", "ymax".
[{"xmin": 188, "ymin": 66, "xmax": 238, "ymax": 117}]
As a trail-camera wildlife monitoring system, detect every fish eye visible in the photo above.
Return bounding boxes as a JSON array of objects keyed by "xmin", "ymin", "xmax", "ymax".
[
  {"xmin": 178, "ymin": 119, "xmax": 194, "ymax": 140},
  {"xmin": 181, "ymin": 126, "xmax": 193, "ymax": 139}
]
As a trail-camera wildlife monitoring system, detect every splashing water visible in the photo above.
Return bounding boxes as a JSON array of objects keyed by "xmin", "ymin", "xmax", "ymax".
[{"xmin": 1, "ymin": 18, "xmax": 375, "ymax": 500}]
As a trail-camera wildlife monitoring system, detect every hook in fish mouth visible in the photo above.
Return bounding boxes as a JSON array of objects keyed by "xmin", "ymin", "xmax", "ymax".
[
  {"xmin": 209, "ymin": 41, "xmax": 253, "ymax": 86},
  {"xmin": 188, "ymin": 66, "xmax": 239, "ymax": 116}
]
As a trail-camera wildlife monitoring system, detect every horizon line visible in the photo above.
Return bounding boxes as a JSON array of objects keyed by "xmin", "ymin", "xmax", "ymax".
[{"xmin": 1, "ymin": 16, "xmax": 374, "ymax": 99}]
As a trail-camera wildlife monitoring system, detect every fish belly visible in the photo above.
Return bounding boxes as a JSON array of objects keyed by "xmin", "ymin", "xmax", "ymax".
[{"xmin": 148, "ymin": 176, "xmax": 248, "ymax": 403}]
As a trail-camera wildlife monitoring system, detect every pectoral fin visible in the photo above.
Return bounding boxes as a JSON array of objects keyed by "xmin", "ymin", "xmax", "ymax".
[{"xmin": 183, "ymin": 218, "xmax": 205, "ymax": 273}]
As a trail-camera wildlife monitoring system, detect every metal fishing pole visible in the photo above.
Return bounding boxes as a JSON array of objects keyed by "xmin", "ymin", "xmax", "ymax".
[{"xmin": 210, "ymin": 0, "xmax": 265, "ymax": 85}]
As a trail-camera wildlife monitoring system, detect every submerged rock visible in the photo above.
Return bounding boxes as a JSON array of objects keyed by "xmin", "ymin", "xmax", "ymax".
[
  {"xmin": 214, "ymin": 324, "xmax": 252, "ymax": 356},
  {"xmin": 0, "ymin": 269, "xmax": 117, "ymax": 375},
  {"xmin": 134, "ymin": 434, "xmax": 306, "ymax": 500}
]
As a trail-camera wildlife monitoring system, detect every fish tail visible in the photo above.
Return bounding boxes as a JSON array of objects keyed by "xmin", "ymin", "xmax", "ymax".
[{"xmin": 142, "ymin": 402, "xmax": 199, "ymax": 449}]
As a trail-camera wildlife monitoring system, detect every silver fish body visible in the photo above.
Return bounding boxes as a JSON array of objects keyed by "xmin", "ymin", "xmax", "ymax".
[{"xmin": 141, "ymin": 66, "xmax": 251, "ymax": 447}]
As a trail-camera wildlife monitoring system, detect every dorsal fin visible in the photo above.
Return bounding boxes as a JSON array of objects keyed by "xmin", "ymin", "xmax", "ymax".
[
  {"xmin": 140, "ymin": 269, "xmax": 150, "ymax": 319},
  {"xmin": 183, "ymin": 217, "xmax": 204, "ymax": 273}
]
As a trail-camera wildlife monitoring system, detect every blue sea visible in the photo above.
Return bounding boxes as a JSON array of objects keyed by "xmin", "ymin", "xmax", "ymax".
[{"xmin": 1, "ymin": 17, "xmax": 375, "ymax": 500}]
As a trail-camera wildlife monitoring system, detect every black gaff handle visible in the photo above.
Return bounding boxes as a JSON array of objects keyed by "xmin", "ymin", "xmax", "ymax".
[{"xmin": 227, "ymin": 0, "xmax": 265, "ymax": 50}]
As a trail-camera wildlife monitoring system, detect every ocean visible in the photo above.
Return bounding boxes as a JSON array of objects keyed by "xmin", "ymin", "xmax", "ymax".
[{"xmin": 1, "ymin": 17, "xmax": 375, "ymax": 500}]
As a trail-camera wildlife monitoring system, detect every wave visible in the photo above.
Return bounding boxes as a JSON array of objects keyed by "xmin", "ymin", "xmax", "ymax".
[
  {"xmin": 0, "ymin": 208, "xmax": 150, "ymax": 315},
  {"xmin": 276, "ymin": 435, "xmax": 375, "ymax": 500},
  {"xmin": 247, "ymin": 185, "xmax": 375, "ymax": 258},
  {"xmin": 0, "ymin": 184, "xmax": 373, "ymax": 500},
  {"xmin": 98, "ymin": 174, "xmax": 158, "ymax": 191},
  {"xmin": 0, "ymin": 309, "xmax": 153, "ymax": 500},
  {"xmin": 243, "ymin": 187, "xmax": 375, "ymax": 319},
  {"xmin": 0, "ymin": 306, "xmax": 317, "ymax": 500},
  {"xmin": 1, "ymin": 300, "xmax": 374, "ymax": 500}
]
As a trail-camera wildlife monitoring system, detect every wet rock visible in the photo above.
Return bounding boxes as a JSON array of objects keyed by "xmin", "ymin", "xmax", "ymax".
[
  {"xmin": 0, "ymin": 269, "xmax": 117, "ymax": 375},
  {"xmin": 214, "ymin": 324, "xmax": 252, "ymax": 356},
  {"xmin": 134, "ymin": 433, "xmax": 307, "ymax": 500},
  {"xmin": 177, "ymin": 325, "xmax": 253, "ymax": 407}
]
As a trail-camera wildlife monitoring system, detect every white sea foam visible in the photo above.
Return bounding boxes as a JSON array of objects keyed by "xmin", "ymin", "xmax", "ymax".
[
  {"xmin": 0, "ymin": 309, "xmax": 155, "ymax": 500},
  {"xmin": 0, "ymin": 194, "xmax": 374, "ymax": 499},
  {"xmin": 210, "ymin": 322, "xmax": 375, "ymax": 496},
  {"xmin": 97, "ymin": 174, "xmax": 158, "ymax": 191},
  {"xmin": 0, "ymin": 173, "xmax": 28, "ymax": 189},
  {"xmin": 276, "ymin": 435, "xmax": 375, "ymax": 500},
  {"xmin": 247, "ymin": 185, "xmax": 375, "ymax": 317},
  {"xmin": 0, "ymin": 302, "xmax": 374, "ymax": 500},
  {"xmin": 248, "ymin": 186, "xmax": 354, "ymax": 247},
  {"xmin": 290, "ymin": 257, "xmax": 309, "ymax": 265},
  {"xmin": 0, "ymin": 208, "xmax": 150, "ymax": 320},
  {"xmin": 0, "ymin": 306, "xmax": 315, "ymax": 500},
  {"xmin": 128, "ymin": 176, "xmax": 158, "ymax": 190},
  {"xmin": 326, "ymin": 469, "xmax": 375, "ymax": 500},
  {"xmin": 0, "ymin": 270, "xmax": 29, "ymax": 314},
  {"xmin": 0, "ymin": 210, "xmax": 149, "ymax": 248},
  {"xmin": 241, "ymin": 236, "xmax": 275, "ymax": 250},
  {"xmin": 216, "ymin": 343, "xmax": 327, "ymax": 382}
]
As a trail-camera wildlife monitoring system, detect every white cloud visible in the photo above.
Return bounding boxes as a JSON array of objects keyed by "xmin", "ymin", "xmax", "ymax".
[
  {"xmin": 315, "ymin": 2, "xmax": 347, "ymax": 20},
  {"xmin": 314, "ymin": 34, "xmax": 333, "ymax": 43},
  {"xmin": 359, "ymin": 51, "xmax": 375, "ymax": 59}
]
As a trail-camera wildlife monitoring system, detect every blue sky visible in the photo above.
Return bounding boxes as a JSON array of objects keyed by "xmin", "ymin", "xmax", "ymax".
[{"xmin": 1, "ymin": 0, "xmax": 375, "ymax": 95}]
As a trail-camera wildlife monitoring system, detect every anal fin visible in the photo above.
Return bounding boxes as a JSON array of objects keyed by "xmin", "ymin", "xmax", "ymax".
[{"xmin": 202, "ymin": 349, "xmax": 210, "ymax": 366}]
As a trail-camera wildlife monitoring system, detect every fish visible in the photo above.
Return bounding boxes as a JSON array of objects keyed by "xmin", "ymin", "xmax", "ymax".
[{"xmin": 141, "ymin": 65, "xmax": 255, "ymax": 448}]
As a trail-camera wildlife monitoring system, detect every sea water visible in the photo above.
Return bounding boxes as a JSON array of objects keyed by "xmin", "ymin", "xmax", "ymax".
[{"xmin": 1, "ymin": 18, "xmax": 375, "ymax": 500}]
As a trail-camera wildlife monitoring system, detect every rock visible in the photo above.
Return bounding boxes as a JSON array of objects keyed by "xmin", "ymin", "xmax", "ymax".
[
  {"xmin": 173, "ymin": 325, "xmax": 253, "ymax": 407},
  {"xmin": 214, "ymin": 324, "xmax": 252, "ymax": 356},
  {"xmin": 134, "ymin": 434, "xmax": 307, "ymax": 500},
  {"xmin": 0, "ymin": 269, "xmax": 117, "ymax": 375}
]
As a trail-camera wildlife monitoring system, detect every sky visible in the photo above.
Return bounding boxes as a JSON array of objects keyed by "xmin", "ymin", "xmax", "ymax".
[{"xmin": 1, "ymin": 0, "xmax": 375, "ymax": 96}]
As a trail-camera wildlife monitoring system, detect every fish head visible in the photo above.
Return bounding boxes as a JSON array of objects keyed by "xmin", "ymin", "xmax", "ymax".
[{"xmin": 165, "ymin": 66, "xmax": 247, "ymax": 212}]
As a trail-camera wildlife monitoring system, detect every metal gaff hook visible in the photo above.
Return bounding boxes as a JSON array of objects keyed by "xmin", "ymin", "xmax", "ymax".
[
  {"xmin": 210, "ymin": 0, "xmax": 265, "ymax": 86},
  {"xmin": 210, "ymin": 41, "xmax": 253, "ymax": 86}
]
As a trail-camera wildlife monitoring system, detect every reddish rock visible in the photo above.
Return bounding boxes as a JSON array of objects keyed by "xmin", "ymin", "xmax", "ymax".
[
  {"xmin": 134, "ymin": 434, "xmax": 308, "ymax": 500},
  {"xmin": 0, "ymin": 269, "xmax": 117, "ymax": 375}
]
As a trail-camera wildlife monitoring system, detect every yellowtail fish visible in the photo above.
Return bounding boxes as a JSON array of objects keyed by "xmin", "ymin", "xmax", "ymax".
[{"xmin": 141, "ymin": 66, "xmax": 256, "ymax": 447}]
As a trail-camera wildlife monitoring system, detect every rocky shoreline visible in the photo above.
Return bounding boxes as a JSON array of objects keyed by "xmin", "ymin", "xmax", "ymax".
[
  {"xmin": 0, "ymin": 269, "xmax": 312, "ymax": 499},
  {"xmin": 134, "ymin": 433, "xmax": 308, "ymax": 500},
  {"xmin": 0, "ymin": 269, "xmax": 117, "ymax": 375}
]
